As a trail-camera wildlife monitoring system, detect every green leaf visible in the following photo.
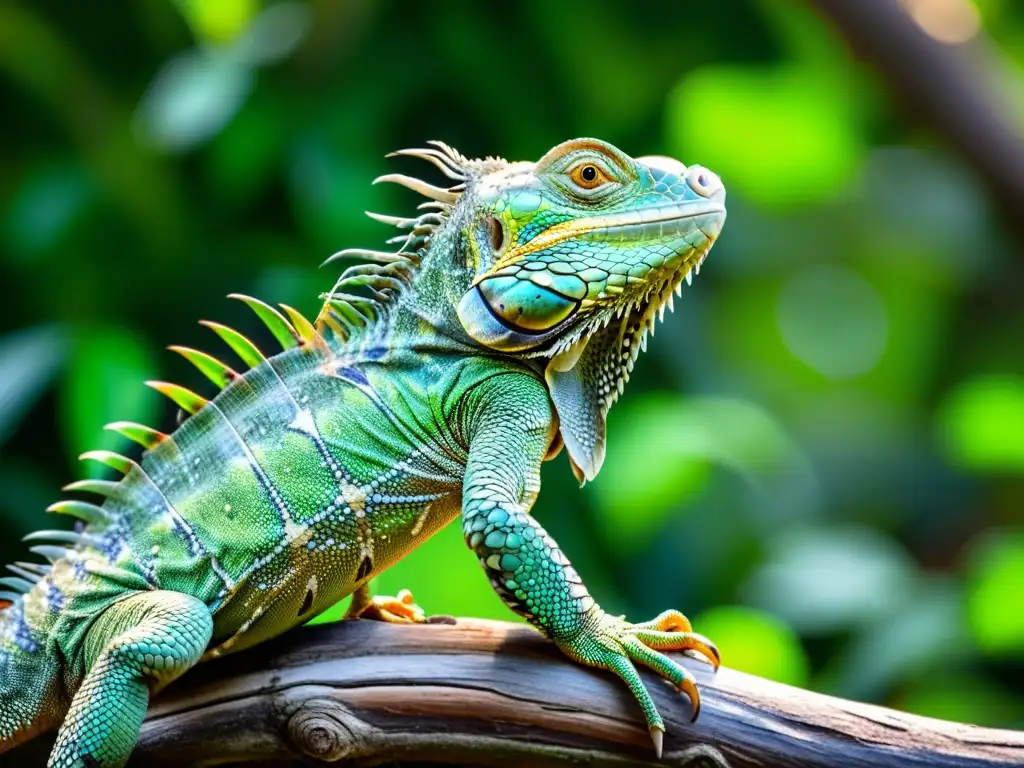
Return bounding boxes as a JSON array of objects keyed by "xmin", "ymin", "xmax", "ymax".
[
  {"xmin": 901, "ymin": 674, "xmax": 1023, "ymax": 729},
  {"xmin": 172, "ymin": 0, "xmax": 260, "ymax": 45},
  {"xmin": 0, "ymin": 326, "xmax": 66, "ymax": 447},
  {"xmin": 60, "ymin": 326, "xmax": 160, "ymax": 478},
  {"xmin": 594, "ymin": 394, "xmax": 806, "ymax": 552},
  {"xmin": 667, "ymin": 65, "xmax": 864, "ymax": 207},
  {"xmin": 966, "ymin": 532, "xmax": 1024, "ymax": 655},
  {"xmin": 134, "ymin": 50, "xmax": 252, "ymax": 152},
  {"xmin": 692, "ymin": 605, "xmax": 809, "ymax": 686},
  {"xmin": 743, "ymin": 525, "xmax": 917, "ymax": 635},
  {"xmin": 4, "ymin": 164, "xmax": 93, "ymax": 262},
  {"xmin": 937, "ymin": 375, "xmax": 1024, "ymax": 472}
]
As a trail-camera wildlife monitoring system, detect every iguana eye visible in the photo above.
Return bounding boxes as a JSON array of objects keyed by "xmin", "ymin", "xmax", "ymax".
[{"xmin": 569, "ymin": 162, "xmax": 611, "ymax": 190}]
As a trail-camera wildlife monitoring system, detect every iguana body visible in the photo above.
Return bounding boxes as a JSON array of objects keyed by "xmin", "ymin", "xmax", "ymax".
[{"xmin": 0, "ymin": 138, "xmax": 726, "ymax": 766}]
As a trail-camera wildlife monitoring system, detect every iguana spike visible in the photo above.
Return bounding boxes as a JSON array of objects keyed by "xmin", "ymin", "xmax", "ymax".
[
  {"xmin": 80, "ymin": 450, "xmax": 136, "ymax": 475},
  {"xmin": 365, "ymin": 211, "xmax": 417, "ymax": 229},
  {"xmin": 62, "ymin": 479, "xmax": 119, "ymax": 498},
  {"xmin": 200, "ymin": 321, "xmax": 266, "ymax": 369},
  {"xmin": 372, "ymin": 173, "xmax": 460, "ymax": 204},
  {"xmin": 6, "ymin": 564, "xmax": 41, "ymax": 583},
  {"xmin": 386, "ymin": 148, "xmax": 468, "ymax": 181},
  {"xmin": 146, "ymin": 381, "xmax": 208, "ymax": 415},
  {"xmin": 47, "ymin": 500, "xmax": 106, "ymax": 525},
  {"xmin": 168, "ymin": 345, "xmax": 238, "ymax": 389},
  {"xmin": 14, "ymin": 561, "xmax": 51, "ymax": 577},
  {"xmin": 322, "ymin": 299, "xmax": 367, "ymax": 328},
  {"xmin": 0, "ymin": 576, "xmax": 34, "ymax": 593},
  {"xmin": 0, "ymin": 591, "xmax": 21, "ymax": 604},
  {"xmin": 339, "ymin": 274, "xmax": 407, "ymax": 294},
  {"xmin": 425, "ymin": 140, "xmax": 475, "ymax": 170},
  {"xmin": 418, "ymin": 200, "xmax": 453, "ymax": 212},
  {"xmin": 23, "ymin": 530, "xmax": 90, "ymax": 546},
  {"xmin": 228, "ymin": 294, "xmax": 299, "ymax": 350},
  {"xmin": 278, "ymin": 305, "xmax": 320, "ymax": 345},
  {"xmin": 322, "ymin": 248, "xmax": 412, "ymax": 267},
  {"xmin": 28, "ymin": 545, "xmax": 70, "ymax": 563},
  {"xmin": 317, "ymin": 311, "xmax": 348, "ymax": 341},
  {"xmin": 105, "ymin": 420, "xmax": 167, "ymax": 450}
]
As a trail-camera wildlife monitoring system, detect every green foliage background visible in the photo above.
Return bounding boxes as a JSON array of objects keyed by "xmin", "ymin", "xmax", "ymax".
[{"xmin": 1, "ymin": 0, "xmax": 1022, "ymax": 729}]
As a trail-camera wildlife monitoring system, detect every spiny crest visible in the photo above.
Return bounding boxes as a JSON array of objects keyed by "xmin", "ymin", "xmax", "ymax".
[
  {"xmin": 314, "ymin": 141, "xmax": 505, "ymax": 342},
  {"xmin": 3, "ymin": 144, "xmax": 498, "ymax": 598},
  {"xmin": 0, "ymin": 296, "xmax": 331, "ymax": 606}
]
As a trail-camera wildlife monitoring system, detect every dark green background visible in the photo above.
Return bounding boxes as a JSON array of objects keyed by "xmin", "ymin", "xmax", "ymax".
[{"xmin": 1, "ymin": 0, "xmax": 1022, "ymax": 730}]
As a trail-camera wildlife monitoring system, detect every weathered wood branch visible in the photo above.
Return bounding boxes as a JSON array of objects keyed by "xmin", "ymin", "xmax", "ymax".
[{"xmin": 13, "ymin": 618, "xmax": 1024, "ymax": 767}]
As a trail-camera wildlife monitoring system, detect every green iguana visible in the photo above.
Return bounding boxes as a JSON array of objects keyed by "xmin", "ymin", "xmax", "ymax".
[{"xmin": 0, "ymin": 137, "xmax": 726, "ymax": 767}]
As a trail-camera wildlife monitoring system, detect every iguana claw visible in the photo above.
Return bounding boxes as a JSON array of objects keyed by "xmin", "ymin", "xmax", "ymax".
[{"xmin": 556, "ymin": 608, "xmax": 718, "ymax": 754}]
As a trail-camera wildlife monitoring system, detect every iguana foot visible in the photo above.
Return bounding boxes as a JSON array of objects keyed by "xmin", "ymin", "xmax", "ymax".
[
  {"xmin": 555, "ymin": 609, "xmax": 719, "ymax": 758},
  {"xmin": 344, "ymin": 586, "xmax": 426, "ymax": 624}
]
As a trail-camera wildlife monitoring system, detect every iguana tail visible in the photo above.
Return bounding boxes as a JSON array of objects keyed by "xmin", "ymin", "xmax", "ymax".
[{"xmin": 0, "ymin": 580, "xmax": 65, "ymax": 753}]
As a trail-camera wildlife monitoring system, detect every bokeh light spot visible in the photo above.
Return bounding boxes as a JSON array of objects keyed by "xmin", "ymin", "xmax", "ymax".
[
  {"xmin": 692, "ymin": 605, "xmax": 809, "ymax": 686},
  {"xmin": 937, "ymin": 375, "xmax": 1024, "ymax": 472},
  {"xmin": 967, "ymin": 532, "xmax": 1024, "ymax": 656},
  {"xmin": 776, "ymin": 265, "xmax": 888, "ymax": 380},
  {"xmin": 903, "ymin": 0, "xmax": 982, "ymax": 45}
]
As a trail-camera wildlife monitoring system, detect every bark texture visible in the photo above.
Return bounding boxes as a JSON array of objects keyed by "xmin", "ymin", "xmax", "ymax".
[{"xmin": 12, "ymin": 618, "xmax": 1023, "ymax": 767}]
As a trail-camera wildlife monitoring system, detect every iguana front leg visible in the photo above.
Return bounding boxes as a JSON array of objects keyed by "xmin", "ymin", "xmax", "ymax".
[
  {"xmin": 461, "ymin": 376, "xmax": 719, "ymax": 757},
  {"xmin": 48, "ymin": 590, "xmax": 212, "ymax": 768}
]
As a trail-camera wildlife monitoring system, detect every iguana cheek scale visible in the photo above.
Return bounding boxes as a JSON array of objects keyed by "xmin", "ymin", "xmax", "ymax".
[{"xmin": 0, "ymin": 137, "xmax": 726, "ymax": 766}]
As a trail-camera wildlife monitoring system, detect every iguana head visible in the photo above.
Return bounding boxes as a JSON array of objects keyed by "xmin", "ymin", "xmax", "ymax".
[
  {"xmin": 452, "ymin": 138, "xmax": 726, "ymax": 482},
  {"xmin": 334, "ymin": 138, "xmax": 726, "ymax": 484}
]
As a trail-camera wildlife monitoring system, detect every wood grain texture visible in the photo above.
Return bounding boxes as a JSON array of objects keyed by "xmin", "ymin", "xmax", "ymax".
[{"xmin": 12, "ymin": 618, "xmax": 1023, "ymax": 767}]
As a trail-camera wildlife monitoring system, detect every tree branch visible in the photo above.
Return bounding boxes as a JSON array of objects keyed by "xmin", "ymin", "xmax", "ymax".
[
  {"xmin": 806, "ymin": 0, "xmax": 1024, "ymax": 242},
  {"xmin": 13, "ymin": 618, "xmax": 1023, "ymax": 767}
]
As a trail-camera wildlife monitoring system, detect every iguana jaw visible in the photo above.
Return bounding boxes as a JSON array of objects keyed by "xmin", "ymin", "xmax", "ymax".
[{"xmin": 481, "ymin": 199, "xmax": 726, "ymax": 279}]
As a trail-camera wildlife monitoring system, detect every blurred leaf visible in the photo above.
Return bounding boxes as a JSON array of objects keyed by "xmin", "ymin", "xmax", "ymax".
[
  {"xmin": 206, "ymin": 94, "xmax": 285, "ymax": 205},
  {"xmin": 233, "ymin": 2, "xmax": 311, "ymax": 67},
  {"xmin": 172, "ymin": 0, "xmax": 260, "ymax": 45},
  {"xmin": 134, "ymin": 50, "xmax": 253, "ymax": 152},
  {"xmin": 4, "ymin": 164, "xmax": 93, "ymax": 262},
  {"xmin": 822, "ymin": 578, "xmax": 966, "ymax": 701},
  {"xmin": 937, "ymin": 376, "xmax": 1024, "ymax": 472},
  {"xmin": 777, "ymin": 265, "xmax": 888, "ymax": 380},
  {"xmin": 742, "ymin": 525, "xmax": 918, "ymax": 635},
  {"xmin": 900, "ymin": 673, "xmax": 1024, "ymax": 729},
  {"xmin": 60, "ymin": 326, "xmax": 160, "ymax": 478},
  {"xmin": 0, "ymin": 326, "xmax": 66, "ymax": 447},
  {"xmin": 668, "ymin": 65, "xmax": 864, "ymax": 207},
  {"xmin": 692, "ymin": 605, "xmax": 809, "ymax": 686},
  {"xmin": 595, "ymin": 394, "xmax": 808, "ymax": 552},
  {"xmin": 287, "ymin": 133, "xmax": 385, "ymax": 250},
  {"xmin": 966, "ymin": 531, "xmax": 1024, "ymax": 655}
]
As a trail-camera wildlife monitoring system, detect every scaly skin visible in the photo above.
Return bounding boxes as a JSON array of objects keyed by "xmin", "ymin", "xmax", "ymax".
[{"xmin": 0, "ymin": 137, "xmax": 726, "ymax": 766}]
